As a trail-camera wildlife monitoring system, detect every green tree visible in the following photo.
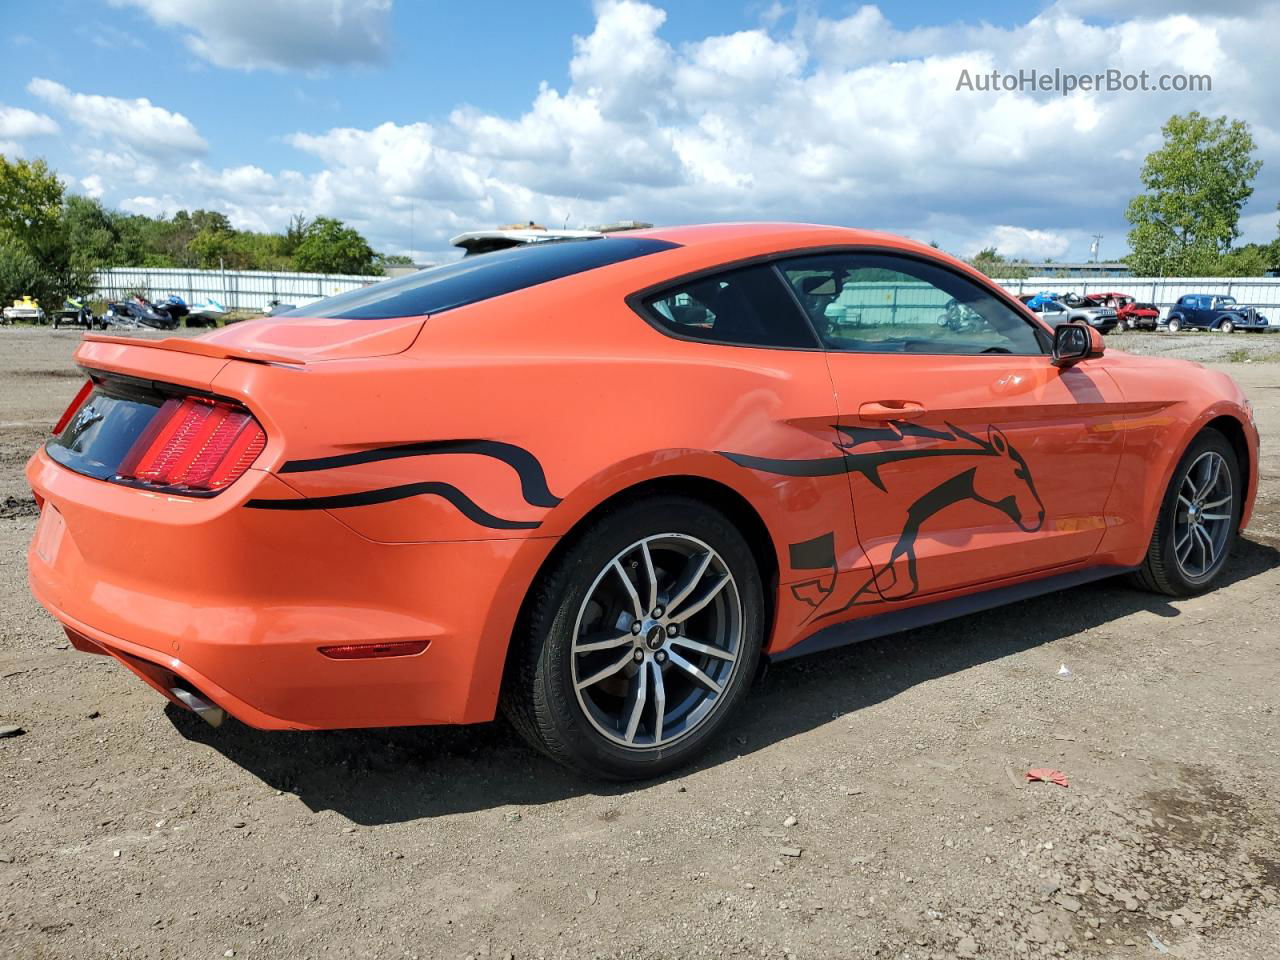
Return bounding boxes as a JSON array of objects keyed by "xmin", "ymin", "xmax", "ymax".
[
  {"xmin": 0, "ymin": 156, "xmax": 63, "ymax": 238},
  {"xmin": 293, "ymin": 217, "xmax": 377, "ymax": 275},
  {"xmin": 1125, "ymin": 112, "xmax": 1262, "ymax": 276},
  {"xmin": 967, "ymin": 247, "xmax": 1029, "ymax": 279},
  {"xmin": 63, "ymin": 195, "xmax": 120, "ymax": 269},
  {"xmin": 282, "ymin": 213, "xmax": 311, "ymax": 257},
  {"xmin": 0, "ymin": 155, "xmax": 95, "ymax": 309}
]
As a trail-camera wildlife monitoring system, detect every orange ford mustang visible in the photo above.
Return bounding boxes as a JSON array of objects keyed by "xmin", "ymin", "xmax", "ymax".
[{"xmin": 27, "ymin": 223, "xmax": 1258, "ymax": 778}]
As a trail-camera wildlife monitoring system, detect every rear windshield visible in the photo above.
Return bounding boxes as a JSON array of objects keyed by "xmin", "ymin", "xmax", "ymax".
[{"xmin": 300, "ymin": 236, "xmax": 681, "ymax": 320}]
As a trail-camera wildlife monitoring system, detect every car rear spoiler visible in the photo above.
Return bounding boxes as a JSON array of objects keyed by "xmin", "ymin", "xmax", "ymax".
[{"xmin": 82, "ymin": 333, "xmax": 304, "ymax": 367}]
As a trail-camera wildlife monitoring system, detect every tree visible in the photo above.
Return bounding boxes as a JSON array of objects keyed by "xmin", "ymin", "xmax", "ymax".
[
  {"xmin": 1125, "ymin": 112, "xmax": 1262, "ymax": 276},
  {"xmin": 967, "ymin": 247, "xmax": 1029, "ymax": 279},
  {"xmin": 293, "ymin": 216, "xmax": 377, "ymax": 275},
  {"xmin": 0, "ymin": 156, "xmax": 63, "ymax": 238},
  {"xmin": 62, "ymin": 195, "xmax": 120, "ymax": 269},
  {"xmin": 0, "ymin": 155, "xmax": 95, "ymax": 308},
  {"xmin": 282, "ymin": 213, "xmax": 311, "ymax": 256}
]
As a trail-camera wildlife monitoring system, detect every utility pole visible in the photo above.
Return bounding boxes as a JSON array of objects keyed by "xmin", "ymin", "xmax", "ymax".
[{"xmin": 1090, "ymin": 234, "xmax": 1103, "ymax": 263}]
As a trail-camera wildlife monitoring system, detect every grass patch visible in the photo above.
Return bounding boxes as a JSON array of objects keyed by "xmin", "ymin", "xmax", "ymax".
[{"xmin": 1224, "ymin": 347, "xmax": 1280, "ymax": 363}]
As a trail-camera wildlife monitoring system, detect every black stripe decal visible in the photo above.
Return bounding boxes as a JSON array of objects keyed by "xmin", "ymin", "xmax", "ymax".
[
  {"xmin": 788, "ymin": 531, "xmax": 836, "ymax": 571},
  {"xmin": 718, "ymin": 451, "xmax": 850, "ymax": 477},
  {"xmin": 245, "ymin": 481, "xmax": 541, "ymax": 530},
  {"xmin": 278, "ymin": 439, "xmax": 561, "ymax": 508}
]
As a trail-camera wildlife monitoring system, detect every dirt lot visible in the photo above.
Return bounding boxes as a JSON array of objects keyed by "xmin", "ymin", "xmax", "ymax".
[{"xmin": 1, "ymin": 327, "xmax": 1278, "ymax": 960}]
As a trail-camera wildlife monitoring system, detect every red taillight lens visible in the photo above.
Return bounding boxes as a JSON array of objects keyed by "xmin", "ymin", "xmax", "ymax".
[
  {"xmin": 53, "ymin": 379, "xmax": 94, "ymax": 435},
  {"xmin": 117, "ymin": 396, "xmax": 266, "ymax": 493},
  {"xmin": 318, "ymin": 640, "xmax": 430, "ymax": 660}
]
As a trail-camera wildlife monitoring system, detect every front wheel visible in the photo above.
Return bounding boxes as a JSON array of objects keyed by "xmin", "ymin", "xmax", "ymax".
[
  {"xmin": 1219, "ymin": 319, "xmax": 1235, "ymax": 334},
  {"xmin": 503, "ymin": 497, "xmax": 764, "ymax": 779},
  {"xmin": 1131, "ymin": 429, "xmax": 1241, "ymax": 597}
]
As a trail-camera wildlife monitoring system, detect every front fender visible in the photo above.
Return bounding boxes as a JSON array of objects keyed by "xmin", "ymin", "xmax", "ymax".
[{"xmin": 1098, "ymin": 390, "xmax": 1258, "ymax": 566}]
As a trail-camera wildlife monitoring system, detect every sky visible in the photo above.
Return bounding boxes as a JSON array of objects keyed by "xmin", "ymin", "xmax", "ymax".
[{"xmin": 2, "ymin": 0, "xmax": 1279, "ymax": 264}]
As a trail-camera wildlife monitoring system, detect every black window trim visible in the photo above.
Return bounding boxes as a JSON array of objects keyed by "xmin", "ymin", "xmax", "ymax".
[{"xmin": 627, "ymin": 244, "xmax": 1054, "ymax": 356}]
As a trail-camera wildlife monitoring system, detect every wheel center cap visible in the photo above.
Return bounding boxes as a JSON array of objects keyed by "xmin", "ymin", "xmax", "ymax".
[{"xmin": 644, "ymin": 624, "xmax": 665, "ymax": 650}]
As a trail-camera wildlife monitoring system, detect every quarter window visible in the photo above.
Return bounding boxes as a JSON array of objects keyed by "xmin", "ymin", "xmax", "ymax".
[
  {"xmin": 778, "ymin": 253, "xmax": 1045, "ymax": 355},
  {"xmin": 643, "ymin": 265, "xmax": 819, "ymax": 349}
]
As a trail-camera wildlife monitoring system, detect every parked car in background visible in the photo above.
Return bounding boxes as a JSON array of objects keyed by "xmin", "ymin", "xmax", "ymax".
[
  {"xmin": 1082, "ymin": 292, "xmax": 1161, "ymax": 331},
  {"xmin": 27, "ymin": 223, "xmax": 1258, "ymax": 778},
  {"xmin": 452, "ymin": 220, "xmax": 655, "ymax": 257},
  {"xmin": 452, "ymin": 225, "xmax": 605, "ymax": 257},
  {"xmin": 1027, "ymin": 296, "xmax": 1119, "ymax": 334},
  {"xmin": 1165, "ymin": 295, "xmax": 1271, "ymax": 333}
]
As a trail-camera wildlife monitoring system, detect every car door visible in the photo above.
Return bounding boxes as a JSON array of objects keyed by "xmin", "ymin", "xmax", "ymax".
[
  {"xmin": 1187, "ymin": 296, "xmax": 1207, "ymax": 327},
  {"xmin": 774, "ymin": 250, "xmax": 1129, "ymax": 617},
  {"xmin": 636, "ymin": 262, "xmax": 874, "ymax": 616}
]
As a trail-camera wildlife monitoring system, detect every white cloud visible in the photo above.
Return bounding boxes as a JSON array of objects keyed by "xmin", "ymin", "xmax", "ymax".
[
  {"xmin": 80, "ymin": 174, "xmax": 105, "ymax": 199},
  {"xmin": 28, "ymin": 78, "xmax": 206, "ymax": 154},
  {"xmin": 62, "ymin": 1, "xmax": 1280, "ymax": 262},
  {"xmin": 0, "ymin": 104, "xmax": 60, "ymax": 140},
  {"xmin": 973, "ymin": 226, "xmax": 1072, "ymax": 260},
  {"xmin": 109, "ymin": 0, "xmax": 391, "ymax": 71}
]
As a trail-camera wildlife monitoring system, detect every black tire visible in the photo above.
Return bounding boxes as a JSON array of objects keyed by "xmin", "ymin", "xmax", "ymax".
[
  {"xmin": 1167, "ymin": 317, "xmax": 1181, "ymax": 333},
  {"xmin": 1219, "ymin": 318, "xmax": 1235, "ymax": 334},
  {"xmin": 502, "ymin": 496, "xmax": 765, "ymax": 779},
  {"xmin": 1131, "ymin": 429, "xmax": 1241, "ymax": 597}
]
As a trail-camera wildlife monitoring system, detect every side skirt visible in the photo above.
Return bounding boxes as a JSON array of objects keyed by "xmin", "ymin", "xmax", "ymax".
[{"xmin": 769, "ymin": 565, "xmax": 1137, "ymax": 663}]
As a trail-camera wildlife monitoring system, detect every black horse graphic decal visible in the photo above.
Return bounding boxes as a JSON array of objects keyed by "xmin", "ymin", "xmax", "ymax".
[{"xmin": 721, "ymin": 421, "xmax": 1045, "ymax": 623}]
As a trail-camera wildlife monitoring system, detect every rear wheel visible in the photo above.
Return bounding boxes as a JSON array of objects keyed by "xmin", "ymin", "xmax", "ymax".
[
  {"xmin": 503, "ymin": 496, "xmax": 764, "ymax": 779},
  {"xmin": 1167, "ymin": 317, "xmax": 1182, "ymax": 332},
  {"xmin": 1131, "ymin": 429, "xmax": 1241, "ymax": 597}
]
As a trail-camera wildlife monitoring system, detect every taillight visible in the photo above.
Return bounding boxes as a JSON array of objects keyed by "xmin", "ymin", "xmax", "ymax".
[
  {"xmin": 116, "ymin": 396, "xmax": 266, "ymax": 493},
  {"xmin": 53, "ymin": 379, "xmax": 94, "ymax": 435}
]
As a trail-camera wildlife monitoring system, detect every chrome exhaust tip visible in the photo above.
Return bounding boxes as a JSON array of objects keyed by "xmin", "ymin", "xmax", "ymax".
[{"xmin": 170, "ymin": 687, "xmax": 226, "ymax": 728}]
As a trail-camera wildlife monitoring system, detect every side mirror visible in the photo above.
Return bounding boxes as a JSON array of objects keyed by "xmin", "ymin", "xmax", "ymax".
[{"xmin": 1051, "ymin": 322, "xmax": 1104, "ymax": 367}]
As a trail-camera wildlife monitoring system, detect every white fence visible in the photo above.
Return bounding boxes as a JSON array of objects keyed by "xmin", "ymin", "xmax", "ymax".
[
  {"xmin": 92, "ymin": 266, "xmax": 1280, "ymax": 318},
  {"xmin": 994, "ymin": 276, "xmax": 1280, "ymax": 317},
  {"xmin": 93, "ymin": 267, "xmax": 383, "ymax": 311}
]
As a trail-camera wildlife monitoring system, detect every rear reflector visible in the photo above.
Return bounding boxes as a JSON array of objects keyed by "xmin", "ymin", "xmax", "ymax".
[
  {"xmin": 318, "ymin": 640, "xmax": 430, "ymax": 660},
  {"xmin": 116, "ymin": 396, "xmax": 266, "ymax": 493},
  {"xmin": 53, "ymin": 379, "xmax": 94, "ymax": 435}
]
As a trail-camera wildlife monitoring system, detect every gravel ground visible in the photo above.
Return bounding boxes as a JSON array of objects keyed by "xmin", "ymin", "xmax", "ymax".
[
  {"xmin": 1, "ymin": 326, "xmax": 1278, "ymax": 960},
  {"xmin": 1108, "ymin": 328, "xmax": 1280, "ymax": 363}
]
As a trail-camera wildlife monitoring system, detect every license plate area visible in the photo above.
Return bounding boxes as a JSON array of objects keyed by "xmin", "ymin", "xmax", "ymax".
[{"xmin": 33, "ymin": 504, "xmax": 67, "ymax": 567}]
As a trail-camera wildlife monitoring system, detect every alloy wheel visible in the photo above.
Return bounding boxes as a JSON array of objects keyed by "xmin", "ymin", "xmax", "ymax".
[
  {"xmin": 1174, "ymin": 450, "xmax": 1234, "ymax": 581},
  {"xmin": 570, "ymin": 534, "xmax": 743, "ymax": 750}
]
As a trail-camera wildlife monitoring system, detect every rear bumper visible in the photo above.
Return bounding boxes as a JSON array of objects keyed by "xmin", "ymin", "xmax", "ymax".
[{"xmin": 27, "ymin": 447, "xmax": 555, "ymax": 729}]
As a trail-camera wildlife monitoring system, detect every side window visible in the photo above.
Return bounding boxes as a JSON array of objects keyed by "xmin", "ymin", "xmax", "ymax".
[
  {"xmin": 642, "ymin": 264, "xmax": 819, "ymax": 349},
  {"xmin": 778, "ymin": 253, "xmax": 1045, "ymax": 356}
]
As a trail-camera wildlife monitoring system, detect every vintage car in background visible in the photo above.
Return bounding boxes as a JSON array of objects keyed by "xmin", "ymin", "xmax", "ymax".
[{"xmin": 1165, "ymin": 295, "xmax": 1271, "ymax": 333}]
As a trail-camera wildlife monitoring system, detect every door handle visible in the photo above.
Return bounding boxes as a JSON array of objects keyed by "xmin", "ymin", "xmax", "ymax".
[{"xmin": 858, "ymin": 400, "xmax": 926, "ymax": 421}]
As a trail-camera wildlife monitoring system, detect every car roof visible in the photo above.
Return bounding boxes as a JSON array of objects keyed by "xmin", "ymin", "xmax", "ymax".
[{"xmin": 617, "ymin": 222, "xmax": 983, "ymax": 278}]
